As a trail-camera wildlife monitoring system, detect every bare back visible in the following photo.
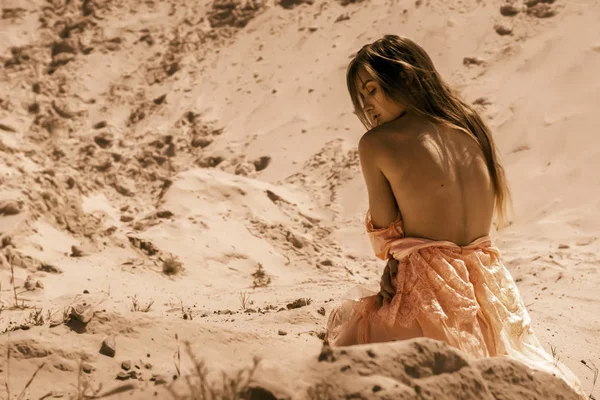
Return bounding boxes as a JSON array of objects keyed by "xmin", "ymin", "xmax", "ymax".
[{"xmin": 375, "ymin": 115, "xmax": 496, "ymax": 246}]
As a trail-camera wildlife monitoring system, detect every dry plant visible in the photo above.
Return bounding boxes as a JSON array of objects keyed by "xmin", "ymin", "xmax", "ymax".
[
  {"xmin": 306, "ymin": 380, "xmax": 334, "ymax": 400},
  {"xmin": 238, "ymin": 292, "xmax": 251, "ymax": 311},
  {"xmin": 25, "ymin": 307, "xmax": 45, "ymax": 326},
  {"xmin": 174, "ymin": 333, "xmax": 182, "ymax": 378},
  {"xmin": 167, "ymin": 334, "xmax": 261, "ymax": 400},
  {"xmin": 68, "ymin": 358, "xmax": 133, "ymax": 399},
  {"xmin": 180, "ymin": 300, "xmax": 193, "ymax": 320},
  {"xmin": 35, "ymin": 358, "xmax": 135, "ymax": 400},
  {"xmin": 163, "ymin": 256, "xmax": 183, "ymax": 275},
  {"xmin": 251, "ymin": 263, "xmax": 271, "ymax": 289},
  {"xmin": 581, "ymin": 359, "xmax": 598, "ymax": 400},
  {"xmin": 72, "ymin": 358, "xmax": 103, "ymax": 400},
  {"xmin": 62, "ymin": 306, "xmax": 71, "ymax": 323},
  {"xmin": 9, "ymin": 257, "xmax": 29, "ymax": 310},
  {"xmin": 4, "ymin": 334, "xmax": 46, "ymax": 400},
  {"xmin": 131, "ymin": 294, "xmax": 154, "ymax": 312},
  {"xmin": 550, "ymin": 344, "xmax": 561, "ymax": 368}
]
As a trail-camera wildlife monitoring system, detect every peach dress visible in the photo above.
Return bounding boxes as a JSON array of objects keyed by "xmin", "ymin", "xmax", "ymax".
[{"xmin": 326, "ymin": 210, "xmax": 586, "ymax": 398}]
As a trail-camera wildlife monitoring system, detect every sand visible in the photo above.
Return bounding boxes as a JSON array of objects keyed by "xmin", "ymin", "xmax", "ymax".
[{"xmin": 0, "ymin": 0, "xmax": 598, "ymax": 398}]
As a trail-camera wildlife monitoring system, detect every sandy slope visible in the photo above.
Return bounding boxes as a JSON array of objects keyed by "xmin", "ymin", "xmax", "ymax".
[{"xmin": 0, "ymin": 0, "xmax": 598, "ymax": 398}]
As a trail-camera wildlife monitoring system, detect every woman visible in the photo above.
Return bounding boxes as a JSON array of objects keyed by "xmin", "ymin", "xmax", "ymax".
[{"xmin": 325, "ymin": 35, "xmax": 586, "ymax": 397}]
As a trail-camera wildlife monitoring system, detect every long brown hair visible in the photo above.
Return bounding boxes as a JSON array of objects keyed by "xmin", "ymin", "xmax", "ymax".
[{"xmin": 347, "ymin": 34, "xmax": 512, "ymax": 229}]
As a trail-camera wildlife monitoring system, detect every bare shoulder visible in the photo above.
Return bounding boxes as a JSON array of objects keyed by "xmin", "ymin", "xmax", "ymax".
[{"xmin": 358, "ymin": 118, "xmax": 429, "ymax": 162}]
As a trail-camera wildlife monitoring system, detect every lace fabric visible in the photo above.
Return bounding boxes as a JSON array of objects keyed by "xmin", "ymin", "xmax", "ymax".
[{"xmin": 325, "ymin": 210, "xmax": 586, "ymax": 398}]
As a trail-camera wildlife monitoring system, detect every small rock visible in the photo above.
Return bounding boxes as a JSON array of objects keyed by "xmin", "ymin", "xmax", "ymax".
[
  {"xmin": 463, "ymin": 57, "xmax": 486, "ymax": 66},
  {"xmin": 235, "ymin": 161, "xmax": 256, "ymax": 176},
  {"xmin": 36, "ymin": 280, "xmax": 44, "ymax": 289},
  {"xmin": 320, "ymin": 259, "xmax": 333, "ymax": 266},
  {"xmin": 494, "ymin": 24, "xmax": 513, "ymax": 35},
  {"xmin": 94, "ymin": 157, "xmax": 112, "ymax": 172},
  {"xmin": 156, "ymin": 210, "xmax": 173, "ymax": 219},
  {"xmin": 94, "ymin": 133, "xmax": 113, "ymax": 148},
  {"xmin": 120, "ymin": 215, "xmax": 134, "ymax": 222},
  {"xmin": 114, "ymin": 177, "xmax": 136, "ymax": 197},
  {"xmin": 558, "ymin": 244, "xmax": 569, "ymax": 249},
  {"xmin": 165, "ymin": 143, "xmax": 176, "ymax": 158},
  {"xmin": 191, "ymin": 136, "xmax": 213, "ymax": 148},
  {"xmin": 151, "ymin": 374, "xmax": 167, "ymax": 385},
  {"xmin": 500, "ymin": 4, "xmax": 520, "ymax": 16},
  {"xmin": 290, "ymin": 236, "xmax": 304, "ymax": 249},
  {"xmin": 51, "ymin": 53, "xmax": 74, "ymax": 67},
  {"xmin": 308, "ymin": 26, "xmax": 318, "ymax": 32},
  {"xmin": 121, "ymin": 360, "xmax": 131, "ymax": 371},
  {"xmin": 473, "ymin": 97, "xmax": 492, "ymax": 106},
  {"xmin": 0, "ymin": 122, "xmax": 17, "ymax": 132},
  {"xmin": 144, "ymin": 362, "xmax": 152, "ymax": 369},
  {"xmin": 38, "ymin": 263, "xmax": 62, "ymax": 273},
  {"xmin": 287, "ymin": 298, "xmax": 311, "ymax": 309},
  {"xmin": 252, "ymin": 156, "xmax": 271, "ymax": 172},
  {"xmin": 335, "ymin": 13, "xmax": 350, "ymax": 22},
  {"xmin": 0, "ymin": 200, "xmax": 22, "ymax": 215},
  {"xmin": 116, "ymin": 371, "xmax": 130, "ymax": 380},
  {"xmin": 24, "ymin": 277, "xmax": 36, "ymax": 291},
  {"xmin": 317, "ymin": 307, "xmax": 326, "ymax": 316},
  {"xmin": 93, "ymin": 121, "xmax": 107, "ymax": 129},
  {"xmin": 278, "ymin": 330, "xmax": 287, "ymax": 336},
  {"xmin": 197, "ymin": 155, "xmax": 224, "ymax": 168},
  {"xmin": 81, "ymin": 362, "xmax": 93, "ymax": 374},
  {"xmin": 318, "ymin": 343, "xmax": 335, "ymax": 362},
  {"xmin": 70, "ymin": 245, "xmax": 86, "ymax": 257},
  {"xmin": 526, "ymin": 3, "xmax": 555, "ymax": 18},
  {"xmin": 51, "ymin": 39, "xmax": 77, "ymax": 56},
  {"xmin": 71, "ymin": 302, "xmax": 94, "ymax": 324},
  {"xmin": 1, "ymin": 236, "xmax": 12, "ymax": 248},
  {"xmin": 100, "ymin": 335, "xmax": 116, "ymax": 358},
  {"xmin": 153, "ymin": 94, "xmax": 167, "ymax": 105},
  {"xmin": 524, "ymin": 0, "xmax": 552, "ymax": 7},
  {"xmin": 266, "ymin": 190, "xmax": 283, "ymax": 203}
]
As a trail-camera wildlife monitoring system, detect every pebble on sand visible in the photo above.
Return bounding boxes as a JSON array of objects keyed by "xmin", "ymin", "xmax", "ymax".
[
  {"xmin": 81, "ymin": 362, "xmax": 94, "ymax": 374},
  {"xmin": 100, "ymin": 335, "xmax": 116, "ymax": 357},
  {"xmin": 71, "ymin": 302, "xmax": 94, "ymax": 324},
  {"xmin": 494, "ymin": 24, "xmax": 513, "ymax": 35},
  {"xmin": 500, "ymin": 4, "xmax": 520, "ymax": 16}
]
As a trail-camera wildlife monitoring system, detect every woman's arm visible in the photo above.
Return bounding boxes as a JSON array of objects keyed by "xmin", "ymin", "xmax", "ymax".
[{"xmin": 358, "ymin": 132, "xmax": 400, "ymax": 229}]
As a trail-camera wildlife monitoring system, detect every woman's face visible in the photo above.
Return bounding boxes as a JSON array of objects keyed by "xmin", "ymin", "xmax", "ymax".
[{"xmin": 356, "ymin": 65, "xmax": 407, "ymax": 128}]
